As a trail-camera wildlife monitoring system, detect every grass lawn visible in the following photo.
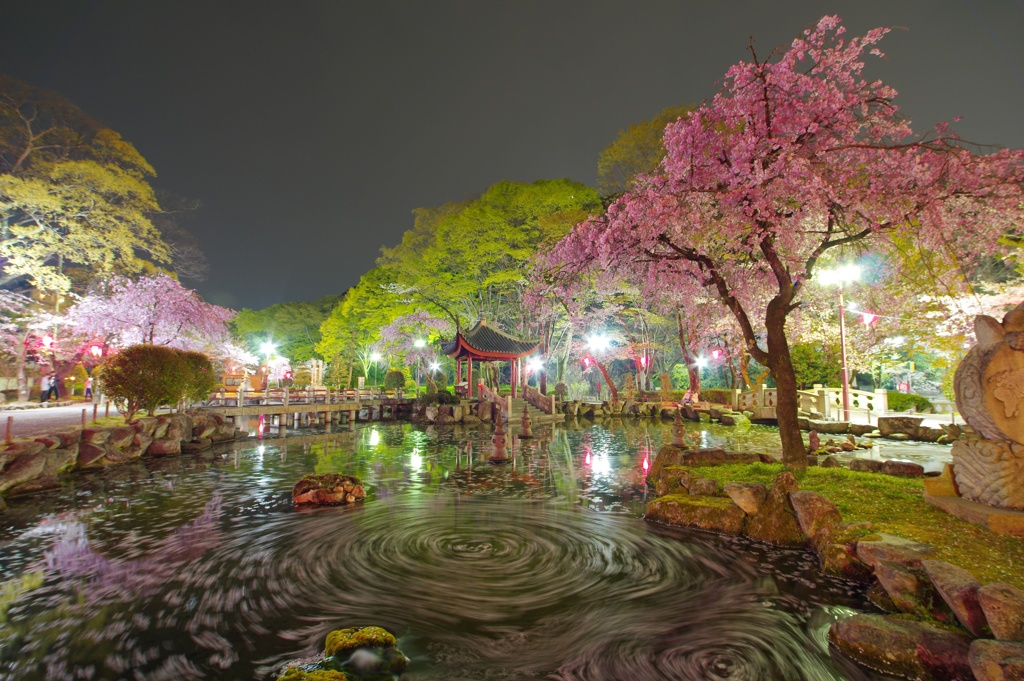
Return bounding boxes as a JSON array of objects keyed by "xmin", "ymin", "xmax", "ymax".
[{"xmin": 687, "ymin": 462, "xmax": 1024, "ymax": 590}]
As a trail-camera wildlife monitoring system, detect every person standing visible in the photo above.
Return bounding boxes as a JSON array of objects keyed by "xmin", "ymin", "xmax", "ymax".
[
  {"xmin": 48, "ymin": 373, "xmax": 59, "ymax": 401},
  {"xmin": 84, "ymin": 375, "xmax": 93, "ymax": 399},
  {"xmin": 39, "ymin": 374, "xmax": 51, "ymax": 403}
]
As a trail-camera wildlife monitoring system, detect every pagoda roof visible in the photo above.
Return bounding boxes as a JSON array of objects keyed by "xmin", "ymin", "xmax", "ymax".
[{"xmin": 441, "ymin": 320, "xmax": 539, "ymax": 360}]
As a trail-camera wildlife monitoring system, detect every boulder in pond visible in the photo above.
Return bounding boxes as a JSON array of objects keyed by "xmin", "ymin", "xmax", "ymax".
[
  {"xmin": 292, "ymin": 474, "xmax": 366, "ymax": 506},
  {"xmin": 829, "ymin": 614, "xmax": 972, "ymax": 681},
  {"xmin": 645, "ymin": 495, "xmax": 746, "ymax": 535}
]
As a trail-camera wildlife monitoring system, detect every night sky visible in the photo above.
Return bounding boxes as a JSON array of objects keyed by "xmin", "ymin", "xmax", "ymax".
[{"xmin": 2, "ymin": 1, "xmax": 1022, "ymax": 310}]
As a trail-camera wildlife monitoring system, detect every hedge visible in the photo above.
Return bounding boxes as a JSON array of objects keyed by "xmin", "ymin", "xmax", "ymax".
[{"xmin": 886, "ymin": 391, "xmax": 934, "ymax": 413}]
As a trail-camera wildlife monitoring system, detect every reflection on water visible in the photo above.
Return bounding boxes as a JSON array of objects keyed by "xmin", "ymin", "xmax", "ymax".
[{"xmin": 0, "ymin": 420, "xmax": 898, "ymax": 680}]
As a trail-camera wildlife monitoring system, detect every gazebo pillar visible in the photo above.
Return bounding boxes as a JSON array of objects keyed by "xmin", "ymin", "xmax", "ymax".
[
  {"xmin": 467, "ymin": 359, "xmax": 473, "ymax": 398},
  {"xmin": 511, "ymin": 359, "xmax": 518, "ymax": 398}
]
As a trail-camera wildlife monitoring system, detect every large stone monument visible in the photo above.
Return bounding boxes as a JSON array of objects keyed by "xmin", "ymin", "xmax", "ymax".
[{"xmin": 936, "ymin": 304, "xmax": 1024, "ymax": 534}]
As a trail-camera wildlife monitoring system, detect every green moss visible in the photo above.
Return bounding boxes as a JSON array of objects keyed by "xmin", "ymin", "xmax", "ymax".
[
  {"xmin": 324, "ymin": 626, "xmax": 397, "ymax": 657},
  {"xmin": 686, "ymin": 462, "xmax": 1024, "ymax": 590},
  {"xmin": 278, "ymin": 668, "xmax": 350, "ymax": 681},
  {"xmin": 656, "ymin": 493, "xmax": 736, "ymax": 509}
]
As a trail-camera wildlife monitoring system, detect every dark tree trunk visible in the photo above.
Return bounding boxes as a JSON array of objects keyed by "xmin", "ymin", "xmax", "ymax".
[{"xmin": 765, "ymin": 298, "xmax": 806, "ymax": 468}]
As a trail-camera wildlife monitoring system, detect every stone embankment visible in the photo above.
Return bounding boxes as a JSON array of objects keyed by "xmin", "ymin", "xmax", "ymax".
[
  {"xmin": 562, "ymin": 399, "xmax": 954, "ymax": 445},
  {"xmin": 0, "ymin": 411, "xmax": 246, "ymax": 509},
  {"xmin": 645, "ymin": 444, "xmax": 1024, "ymax": 680}
]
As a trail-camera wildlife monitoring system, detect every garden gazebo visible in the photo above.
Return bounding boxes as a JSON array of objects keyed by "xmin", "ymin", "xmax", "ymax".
[{"xmin": 441, "ymin": 320, "xmax": 539, "ymax": 398}]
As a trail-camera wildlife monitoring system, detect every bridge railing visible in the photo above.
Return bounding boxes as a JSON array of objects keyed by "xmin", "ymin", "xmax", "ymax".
[
  {"xmin": 522, "ymin": 385, "xmax": 556, "ymax": 415},
  {"xmin": 477, "ymin": 383, "xmax": 510, "ymax": 420},
  {"xmin": 724, "ymin": 384, "xmax": 888, "ymax": 422}
]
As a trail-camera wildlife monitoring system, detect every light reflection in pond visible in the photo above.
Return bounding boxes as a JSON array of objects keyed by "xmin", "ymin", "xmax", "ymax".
[{"xmin": 0, "ymin": 419, "xmax": 908, "ymax": 680}]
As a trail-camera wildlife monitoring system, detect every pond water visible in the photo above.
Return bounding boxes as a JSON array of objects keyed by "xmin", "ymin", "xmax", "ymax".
[{"xmin": 0, "ymin": 419, "xmax": 927, "ymax": 680}]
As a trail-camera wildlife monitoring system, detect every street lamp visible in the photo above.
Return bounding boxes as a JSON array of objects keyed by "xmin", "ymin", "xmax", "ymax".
[
  {"xmin": 260, "ymin": 341, "xmax": 275, "ymax": 390},
  {"xmin": 370, "ymin": 352, "xmax": 381, "ymax": 390},
  {"xmin": 818, "ymin": 265, "xmax": 861, "ymax": 421}
]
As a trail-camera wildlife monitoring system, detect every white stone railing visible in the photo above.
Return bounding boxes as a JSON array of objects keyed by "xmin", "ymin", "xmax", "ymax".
[
  {"xmin": 728, "ymin": 384, "xmax": 888, "ymax": 422},
  {"xmin": 523, "ymin": 385, "xmax": 556, "ymax": 414}
]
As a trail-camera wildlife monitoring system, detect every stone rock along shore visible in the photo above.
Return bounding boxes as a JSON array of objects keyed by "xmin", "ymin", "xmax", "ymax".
[
  {"xmin": 645, "ymin": 444, "xmax": 1024, "ymax": 680},
  {"xmin": 0, "ymin": 410, "xmax": 247, "ymax": 508}
]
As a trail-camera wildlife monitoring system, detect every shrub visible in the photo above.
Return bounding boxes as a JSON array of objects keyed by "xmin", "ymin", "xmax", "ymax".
[
  {"xmin": 886, "ymin": 391, "xmax": 934, "ymax": 413},
  {"xmin": 701, "ymin": 388, "xmax": 733, "ymax": 405},
  {"xmin": 99, "ymin": 344, "xmax": 188, "ymax": 421},
  {"xmin": 178, "ymin": 351, "xmax": 219, "ymax": 405},
  {"xmin": 383, "ymin": 368, "xmax": 407, "ymax": 391},
  {"xmin": 418, "ymin": 389, "xmax": 458, "ymax": 405}
]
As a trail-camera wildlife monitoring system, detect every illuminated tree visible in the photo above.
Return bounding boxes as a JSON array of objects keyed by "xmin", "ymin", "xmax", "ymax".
[
  {"xmin": 68, "ymin": 274, "xmax": 234, "ymax": 352},
  {"xmin": 541, "ymin": 16, "xmax": 1024, "ymax": 465},
  {"xmin": 0, "ymin": 76, "xmax": 172, "ymax": 294}
]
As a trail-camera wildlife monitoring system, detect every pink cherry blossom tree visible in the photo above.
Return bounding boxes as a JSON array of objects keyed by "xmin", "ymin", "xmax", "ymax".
[
  {"xmin": 68, "ymin": 274, "xmax": 235, "ymax": 353},
  {"xmin": 540, "ymin": 16, "xmax": 1024, "ymax": 466}
]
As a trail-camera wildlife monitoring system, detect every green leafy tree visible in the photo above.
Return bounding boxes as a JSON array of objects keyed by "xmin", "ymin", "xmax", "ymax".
[
  {"xmin": 232, "ymin": 294, "xmax": 341, "ymax": 362},
  {"xmin": 597, "ymin": 104, "xmax": 692, "ymax": 197},
  {"xmin": 378, "ymin": 179, "xmax": 601, "ymax": 331},
  {"xmin": 0, "ymin": 76, "xmax": 172, "ymax": 294}
]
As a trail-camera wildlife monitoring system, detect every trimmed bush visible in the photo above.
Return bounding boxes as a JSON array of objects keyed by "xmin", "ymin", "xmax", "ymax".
[
  {"xmin": 179, "ymin": 351, "xmax": 219, "ymax": 405},
  {"xmin": 99, "ymin": 345, "xmax": 188, "ymax": 421},
  {"xmin": 383, "ymin": 368, "xmax": 407, "ymax": 391},
  {"xmin": 886, "ymin": 391, "xmax": 933, "ymax": 413},
  {"xmin": 701, "ymin": 388, "xmax": 733, "ymax": 405}
]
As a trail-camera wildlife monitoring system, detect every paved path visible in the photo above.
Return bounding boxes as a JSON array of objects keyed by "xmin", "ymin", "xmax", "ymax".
[{"xmin": 0, "ymin": 402, "xmax": 121, "ymax": 439}]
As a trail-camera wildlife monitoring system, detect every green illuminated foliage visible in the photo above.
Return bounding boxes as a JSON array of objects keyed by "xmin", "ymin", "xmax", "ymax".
[{"xmin": 0, "ymin": 76, "xmax": 172, "ymax": 293}]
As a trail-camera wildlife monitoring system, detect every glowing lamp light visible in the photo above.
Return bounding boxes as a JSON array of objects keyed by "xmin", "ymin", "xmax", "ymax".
[
  {"xmin": 582, "ymin": 356, "xmax": 593, "ymax": 368},
  {"xmin": 862, "ymin": 313, "xmax": 878, "ymax": 325},
  {"xmin": 429, "ymin": 362, "xmax": 441, "ymax": 372},
  {"xmin": 89, "ymin": 345, "xmax": 102, "ymax": 358},
  {"xmin": 695, "ymin": 357, "xmax": 709, "ymax": 368},
  {"xmin": 638, "ymin": 356, "xmax": 648, "ymax": 367},
  {"xmin": 370, "ymin": 352, "xmax": 382, "ymax": 362},
  {"xmin": 587, "ymin": 334, "xmax": 610, "ymax": 353},
  {"xmin": 585, "ymin": 450, "xmax": 592, "ymax": 465},
  {"xmin": 642, "ymin": 456, "xmax": 650, "ymax": 473},
  {"xmin": 818, "ymin": 264, "xmax": 862, "ymax": 286},
  {"xmin": 711, "ymin": 349, "xmax": 721, "ymax": 360},
  {"xmin": 414, "ymin": 339, "xmax": 426, "ymax": 348},
  {"xmin": 259, "ymin": 341, "xmax": 275, "ymax": 357},
  {"xmin": 42, "ymin": 335, "xmax": 54, "ymax": 349},
  {"xmin": 527, "ymin": 357, "xmax": 544, "ymax": 373}
]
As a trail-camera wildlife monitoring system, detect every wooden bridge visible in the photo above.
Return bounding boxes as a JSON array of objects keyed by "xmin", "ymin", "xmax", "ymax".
[{"xmin": 199, "ymin": 387, "xmax": 415, "ymax": 427}]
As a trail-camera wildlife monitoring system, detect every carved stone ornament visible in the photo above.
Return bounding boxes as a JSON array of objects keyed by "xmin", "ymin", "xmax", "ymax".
[
  {"xmin": 954, "ymin": 303, "xmax": 1024, "ymax": 444},
  {"xmin": 951, "ymin": 435, "xmax": 1024, "ymax": 510}
]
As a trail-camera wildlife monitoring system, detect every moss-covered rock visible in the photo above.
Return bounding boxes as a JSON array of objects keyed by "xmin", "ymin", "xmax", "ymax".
[
  {"xmin": 829, "ymin": 614, "xmax": 972, "ymax": 681},
  {"xmin": 645, "ymin": 494, "xmax": 746, "ymax": 535},
  {"xmin": 743, "ymin": 472, "xmax": 808, "ymax": 548},
  {"xmin": 325, "ymin": 626, "xmax": 397, "ymax": 657},
  {"xmin": 293, "ymin": 474, "xmax": 366, "ymax": 506},
  {"xmin": 278, "ymin": 668, "xmax": 351, "ymax": 681}
]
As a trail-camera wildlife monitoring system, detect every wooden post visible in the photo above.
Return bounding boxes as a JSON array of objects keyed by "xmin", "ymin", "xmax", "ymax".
[
  {"xmin": 93, "ymin": 404, "xmax": 98, "ymax": 422},
  {"xmin": 105, "ymin": 403, "xmax": 110, "ymax": 419},
  {"xmin": 81, "ymin": 409, "xmax": 86, "ymax": 427},
  {"xmin": 5, "ymin": 415, "xmax": 12, "ymax": 444}
]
